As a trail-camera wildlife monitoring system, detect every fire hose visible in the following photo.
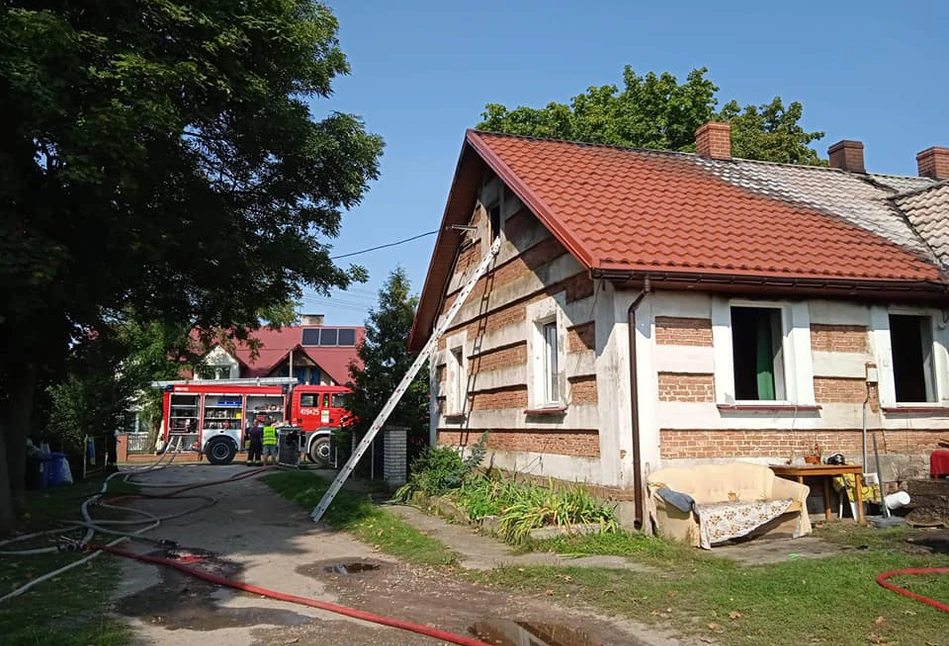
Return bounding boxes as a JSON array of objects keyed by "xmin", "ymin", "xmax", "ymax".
[
  {"xmin": 876, "ymin": 568, "xmax": 949, "ymax": 613},
  {"xmin": 96, "ymin": 544, "xmax": 493, "ymax": 646}
]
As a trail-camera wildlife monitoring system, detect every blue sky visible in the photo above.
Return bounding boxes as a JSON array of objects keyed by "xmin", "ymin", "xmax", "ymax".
[{"xmin": 302, "ymin": 0, "xmax": 948, "ymax": 326}]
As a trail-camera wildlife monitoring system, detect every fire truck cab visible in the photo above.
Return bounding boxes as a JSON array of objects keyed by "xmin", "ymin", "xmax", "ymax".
[{"xmin": 156, "ymin": 378, "xmax": 352, "ymax": 466}]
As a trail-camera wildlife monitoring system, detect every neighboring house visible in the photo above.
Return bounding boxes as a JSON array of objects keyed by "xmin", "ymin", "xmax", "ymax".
[
  {"xmin": 191, "ymin": 315, "xmax": 365, "ymax": 386},
  {"xmin": 409, "ymin": 123, "xmax": 949, "ymax": 527}
]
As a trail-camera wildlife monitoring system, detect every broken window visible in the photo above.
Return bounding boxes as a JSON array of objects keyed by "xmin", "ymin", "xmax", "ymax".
[
  {"xmin": 731, "ymin": 306, "xmax": 786, "ymax": 401},
  {"xmin": 889, "ymin": 314, "xmax": 936, "ymax": 403}
]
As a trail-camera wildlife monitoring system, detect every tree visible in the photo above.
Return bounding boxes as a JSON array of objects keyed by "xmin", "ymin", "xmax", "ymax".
[
  {"xmin": 346, "ymin": 269, "xmax": 429, "ymax": 474},
  {"xmin": 478, "ymin": 66, "xmax": 824, "ymax": 165},
  {"xmin": 0, "ymin": 2, "xmax": 383, "ymax": 533}
]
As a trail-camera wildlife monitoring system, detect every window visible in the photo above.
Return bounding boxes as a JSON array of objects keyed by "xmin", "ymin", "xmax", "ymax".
[
  {"xmin": 889, "ymin": 314, "xmax": 936, "ymax": 402},
  {"xmin": 331, "ymin": 393, "xmax": 348, "ymax": 408},
  {"xmin": 322, "ymin": 394, "xmax": 330, "ymax": 408},
  {"xmin": 543, "ymin": 322, "xmax": 560, "ymax": 404},
  {"xmin": 449, "ymin": 347, "xmax": 466, "ymax": 415},
  {"xmin": 730, "ymin": 306, "xmax": 786, "ymax": 401},
  {"xmin": 299, "ymin": 394, "xmax": 317, "ymax": 408},
  {"xmin": 489, "ymin": 204, "xmax": 501, "ymax": 241}
]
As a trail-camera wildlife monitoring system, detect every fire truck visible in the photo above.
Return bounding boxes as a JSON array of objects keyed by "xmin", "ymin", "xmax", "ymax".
[{"xmin": 156, "ymin": 378, "xmax": 353, "ymax": 466}]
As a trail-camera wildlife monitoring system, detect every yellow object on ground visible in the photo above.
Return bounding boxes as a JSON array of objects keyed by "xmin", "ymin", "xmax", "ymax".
[{"xmin": 832, "ymin": 464, "xmax": 880, "ymax": 503}]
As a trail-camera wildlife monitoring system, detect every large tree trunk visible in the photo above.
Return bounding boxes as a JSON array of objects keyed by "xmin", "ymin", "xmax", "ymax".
[{"xmin": 0, "ymin": 363, "xmax": 37, "ymax": 536}]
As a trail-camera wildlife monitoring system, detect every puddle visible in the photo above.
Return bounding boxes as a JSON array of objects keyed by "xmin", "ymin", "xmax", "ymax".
[
  {"xmin": 296, "ymin": 560, "xmax": 383, "ymax": 578},
  {"xmin": 115, "ymin": 546, "xmax": 311, "ymax": 630},
  {"xmin": 469, "ymin": 619, "xmax": 601, "ymax": 646}
]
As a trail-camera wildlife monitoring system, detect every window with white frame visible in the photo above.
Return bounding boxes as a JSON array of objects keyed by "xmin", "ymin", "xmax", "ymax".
[
  {"xmin": 526, "ymin": 295, "xmax": 566, "ymax": 409},
  {"xmin": 889, "ymin": 314, "xmax": 937, "ymax": 403},
  {"xmin": 712, "ymin": 298, "xmax": 814, "ymax": 405},
  {"xmin": 443, "ymin": 338, "xmax": 467, "ymax": 416},
  {"xmin": 730, "ymin": 306, "xmax": 786, "ymax": 401},
  {"xmin": 542, "ymin": 321, "xmax": 560, "ymax": 404}
]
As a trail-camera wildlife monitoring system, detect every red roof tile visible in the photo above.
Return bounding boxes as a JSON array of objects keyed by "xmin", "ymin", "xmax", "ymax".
[{"xmin": 469, "ymin": 131, "xmax": 941, "ymax": 281}]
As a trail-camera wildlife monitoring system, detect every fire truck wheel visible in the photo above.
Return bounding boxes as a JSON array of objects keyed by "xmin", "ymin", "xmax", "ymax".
[
  {"xmin": 308, "ymin": 435, "xmax": 331, "ymax": 468},
  {"xmin": 206, "ymin": 438, "xmax": 236, "ymax": 465}
]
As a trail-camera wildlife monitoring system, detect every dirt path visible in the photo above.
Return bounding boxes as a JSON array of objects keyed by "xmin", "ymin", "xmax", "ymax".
[{"xmin": 109, "ymin": 465, "xmax": 687, "ymax": 646}]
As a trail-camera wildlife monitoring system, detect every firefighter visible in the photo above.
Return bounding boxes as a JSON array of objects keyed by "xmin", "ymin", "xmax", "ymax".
[
  {"xmin": 246, "ymin": 417, "xmax": 264, "ymax": 467},
  {"xmin": 262, "ymin": 417, "xmax": 278, "ymax": 466}
]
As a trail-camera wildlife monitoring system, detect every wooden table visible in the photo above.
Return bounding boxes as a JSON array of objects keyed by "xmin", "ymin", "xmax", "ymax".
[{"xmin": 769, "ymin": 463, "xmax": 865, "ymax": 524}]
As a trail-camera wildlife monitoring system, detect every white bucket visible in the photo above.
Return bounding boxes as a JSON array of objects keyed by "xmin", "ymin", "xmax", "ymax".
[{"xmin": 884, "ymin": 491, "xmax": 910, "ymax": 510}]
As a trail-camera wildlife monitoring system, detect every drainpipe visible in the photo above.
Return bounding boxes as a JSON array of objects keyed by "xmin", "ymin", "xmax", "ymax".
[{"xmin": 626, "ymin": 278, "xmax": 651, "ymax": 528}]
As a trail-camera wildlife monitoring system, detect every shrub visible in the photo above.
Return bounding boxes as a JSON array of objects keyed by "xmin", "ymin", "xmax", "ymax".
[
  {"xmin": 453, "ymin": 475, "xmax": 618, "ymax": 544},
  {"xmin": 394, "ymin": 432, "xmax": 487, "ymax": 501}
]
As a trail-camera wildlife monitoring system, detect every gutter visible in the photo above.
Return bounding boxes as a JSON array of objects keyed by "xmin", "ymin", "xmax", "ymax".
[{"xmin": 626, "ymin": 278, "xmax": 651, "ymax": 528}]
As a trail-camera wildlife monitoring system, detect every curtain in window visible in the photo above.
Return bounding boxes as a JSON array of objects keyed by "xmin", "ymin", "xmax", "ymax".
[{"xmin": 755, "ymin": 315, "xmax": 776, "ymax": 400}]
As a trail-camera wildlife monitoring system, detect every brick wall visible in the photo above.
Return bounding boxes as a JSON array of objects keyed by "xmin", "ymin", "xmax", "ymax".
[
  {"xmin": 567, "ymin": 322, "xmax": 595, "ymax": 353},
  {"xmin": 438, "ymin": 428, "xmax": 599, "ymax": 457},
  {"xmin": 814, "ymin": 377, "xmax": 869, "ymax": 404},
  {"xmin": 568, "ymin": 375, "xmax": 597, "ymax": 405},
  {"xmin": 657, "ymin": 372, "xmax": 716, "ymax": 402},
  {"xmin": 659, "ymin": 428, "xmax": 947, "ymax": 460},
  {"xmin": 655, "ymin": 317, "xmax": 713, "ymax": 346},
  {"xmin": 468, "ymin": 385, "xmax": 529, "ymax": 411},
  {"xmin": 470, "ymin": 343, "xmax": 527, "ymax": 373},
  {"xmin": 810, "ymin": 324, "xmax": 869, "ymax": 353}
]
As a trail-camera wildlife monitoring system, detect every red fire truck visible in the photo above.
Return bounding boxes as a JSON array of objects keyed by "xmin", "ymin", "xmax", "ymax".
[{"xmin": 156, "ymin": 378, "xmax": 353, "ymax": 466}]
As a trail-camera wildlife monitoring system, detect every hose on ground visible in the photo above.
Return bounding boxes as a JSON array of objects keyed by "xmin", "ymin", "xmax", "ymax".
[
  {"xmin": 876, "ymin": 568, "xmax": 949, "ymax": 613},
  {"xmin": 97, "ymin": 544, "xmax": 494, "ymax": 646}
]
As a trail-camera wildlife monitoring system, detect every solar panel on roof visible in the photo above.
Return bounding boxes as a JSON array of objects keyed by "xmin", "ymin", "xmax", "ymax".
[
  {"xmin": 320, "ymin": 328, "xmax": 338, "ymax": 346},
  {"xmin": 301, "ymin": 328, "xmax": 320, "ymax": 346},
  {"xmin": 337, "ymin": 328, "xmax": 356, "ymax": 346}
]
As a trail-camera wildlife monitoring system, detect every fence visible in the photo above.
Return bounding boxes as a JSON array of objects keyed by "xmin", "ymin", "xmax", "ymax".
[{"xmin": 126, "ymin": 433, "xmax": 151, "ymax": 454}]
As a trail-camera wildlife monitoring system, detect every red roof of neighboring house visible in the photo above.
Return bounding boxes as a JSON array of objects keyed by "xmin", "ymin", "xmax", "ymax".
[
  {"xmin": 410, "ymin": 130, "xmax": 947, "ymax": 349},
  {"xmin": 194, "ymin": 326, "xmax": 364, "ymax": 385}
]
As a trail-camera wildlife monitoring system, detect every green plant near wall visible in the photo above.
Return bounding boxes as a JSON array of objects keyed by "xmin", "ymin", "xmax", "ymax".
[{"xmin": 394, "ymin": 432, "xmax": 488, "ymax": 500}]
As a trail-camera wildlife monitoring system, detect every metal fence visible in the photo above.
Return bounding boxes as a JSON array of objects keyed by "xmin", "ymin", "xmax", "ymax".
[{"xmin": 127, "ymin": 433, "xmax": 151, "ymax": 453}]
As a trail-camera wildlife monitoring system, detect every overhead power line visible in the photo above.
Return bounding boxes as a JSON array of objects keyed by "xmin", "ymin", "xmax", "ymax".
[{"xmin": 331, "ymin": 230, "xmax": 438, "ymax": 260}]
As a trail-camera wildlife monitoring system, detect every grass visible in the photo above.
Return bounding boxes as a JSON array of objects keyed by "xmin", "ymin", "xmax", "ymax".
[
  {"xmin": 0, "ymin": 476, "xmax": 137, "ymax": 646},
  {"xmin": 263, "ymin": 471, "xmax": 457, "ymax": 566},
  {"xmin": 470, "ymin": 525, "xmax": 949, "ymax": 646}
]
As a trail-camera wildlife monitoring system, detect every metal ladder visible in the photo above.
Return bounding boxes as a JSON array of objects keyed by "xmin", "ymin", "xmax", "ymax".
[{"xmin": 311, "ymin": 236, "xmax": 502, "ymax": 521}]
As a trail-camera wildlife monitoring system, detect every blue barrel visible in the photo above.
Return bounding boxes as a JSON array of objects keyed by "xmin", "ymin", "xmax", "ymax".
[{"xmin": 45, "ymin": 452, "xmax": 67, "ymax": 486}]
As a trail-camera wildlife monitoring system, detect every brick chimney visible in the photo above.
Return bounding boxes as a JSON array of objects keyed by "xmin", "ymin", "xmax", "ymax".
[
  {"xmin": 916, "ymin": 147, "xmax": 949, "ymax": 180},
  {"xmin": 301, "ymin": 314, "xmax": 324, "ymax": 326},
  {"xmin": 695, "ymin": 122, "xmax": 731, "ymax": 160},
  {"xmin": 828, "ymin": 140, "xmax": 865, "ymax": 173}
]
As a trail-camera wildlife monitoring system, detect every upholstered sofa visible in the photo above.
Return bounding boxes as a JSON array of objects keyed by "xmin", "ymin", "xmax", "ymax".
[{"xmin": 646, "ymin": 462, "xmax": 811, "ymax": 549}]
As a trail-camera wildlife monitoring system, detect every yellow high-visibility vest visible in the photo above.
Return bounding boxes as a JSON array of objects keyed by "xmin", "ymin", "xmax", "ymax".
[{"xmin": 262, "ymin": 426, "xmax": 277, "ymax": 445}]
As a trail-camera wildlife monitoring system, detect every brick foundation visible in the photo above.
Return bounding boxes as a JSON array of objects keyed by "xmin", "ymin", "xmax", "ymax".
[
  {"xmin": 657, "ymin": 372, "xmax": 716, "ymax": 402},
  {"xmin": 810, "ymin": 324, "xmax": 869, "ymax": 353},
  {"xmin": 438, "ymin": 428, "xmax": 600, "ymax": 457},
  {"xmin": 655, "ymin": 317, "xmax": 713, "ymax": 346}
]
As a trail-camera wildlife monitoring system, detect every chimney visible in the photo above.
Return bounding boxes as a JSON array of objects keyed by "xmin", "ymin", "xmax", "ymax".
[
  {"xmin": 916, "ymin": 146, "xmax": 949, "ymax": 180},
  {"xmin": 301, "ymin": 314, "xmax": 324, "ymax": 326},
  {"xmin": 828, "ymin": 140, "xmax": 865, "ymax": 173},
  {"xmin": 695, "ymin": 122, "xmax": 731, "ymax": 160}
]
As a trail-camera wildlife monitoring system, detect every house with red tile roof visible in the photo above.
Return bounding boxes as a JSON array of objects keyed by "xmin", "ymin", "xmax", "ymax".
[
  {"xmin": 410, "ymin": 122, "xmax": 949, "ymax": 527},
  {"xmin": 193, "ymin": 315, "xmax": 364, "ymax": 386}
]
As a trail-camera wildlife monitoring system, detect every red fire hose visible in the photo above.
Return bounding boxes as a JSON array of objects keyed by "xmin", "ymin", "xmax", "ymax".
[
  {"xmin": 876, "ymin": 568, "xmax": 949, "ymax": 613},
  {"xmin": 97, "ymin": 545, "xmax": 493, "ymax": 646}
]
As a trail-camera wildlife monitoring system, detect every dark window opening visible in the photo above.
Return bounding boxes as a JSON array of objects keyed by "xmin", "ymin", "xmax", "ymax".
[
  {"xmin": 890, "ymin": 314, "xmax": 936, "ymax": 402},
  {"xmin": 489, "ymin": 205, "xmax": 501, "ymax": 241},
  {"xmin": 731, "ymin": 307, "xmax": 785, "ymax": 401},
  {"xmin": 299, "ymin": 394, "xmax": 317, "ymax": 407}
]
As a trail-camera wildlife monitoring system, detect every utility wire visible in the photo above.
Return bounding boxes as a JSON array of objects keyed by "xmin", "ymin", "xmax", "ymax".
[{"xmin": 331, "ymin": 230, "xmax": 438, "ymax": 260}]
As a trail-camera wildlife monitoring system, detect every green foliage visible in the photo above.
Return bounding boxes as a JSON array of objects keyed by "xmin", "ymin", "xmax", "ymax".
[
  {"xmin": 478, "ymin": 65, "xmax": 824, "ymax": 165},
  {"xmin": 347, "ymin": 268, "xmax": 430, "ymax": 468},
  {"xmin": 395, "ymin": 432, "xmax": 488, "ymax": 501},
  {"xmin": 263, "ymin": 471, "xmax": 456, "ymax": 566},
  {"xmin": 452, "ymin": 476, "xmax": 617, "ymax": 544}
]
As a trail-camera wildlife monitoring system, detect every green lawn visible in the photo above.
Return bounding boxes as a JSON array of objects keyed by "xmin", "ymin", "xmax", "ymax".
[
  {"xmin": 0, "ymin": 477, "xmax": 136, "ymax": 646},
  {"xmin": 473, "ymin": 527, "xmax": 949, "ymax": 646},
  {"xmin": 263, "ymin": 471, "xmax": 457, "ymax": 566}
]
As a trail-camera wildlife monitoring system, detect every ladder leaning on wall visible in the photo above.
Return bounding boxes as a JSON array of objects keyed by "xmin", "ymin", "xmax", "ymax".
[{"xmin": 311, "ymin": 236, "xmax": 503, "ymax": 522}]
